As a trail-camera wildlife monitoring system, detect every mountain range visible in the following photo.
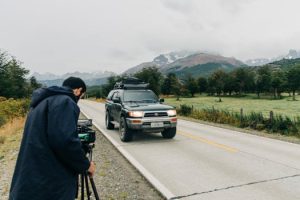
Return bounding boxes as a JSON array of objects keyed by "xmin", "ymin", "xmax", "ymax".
[
  {"xmin": 123, "ymin": 51, "xmax": 246, "ymax": 77},
  {"xmin": 34, "ymin": 49, "xmax": 300, "ymax": 86},
  {"xmin": 32, "ymin": 71, "xmax": 114, "ymax": 80},
  {"xmin": 33, "ymin": 71, "xmax": 115, "ymax": 86},
  {"xmin": 245, "ymin": 49, "xmax": 300, "ymax": 66}
]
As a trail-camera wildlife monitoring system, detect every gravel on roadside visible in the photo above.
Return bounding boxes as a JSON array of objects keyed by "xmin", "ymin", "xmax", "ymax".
[
  {"xmin": 88, "ymin": 122, "xmax": 165, "ymax": 200},
  {"xmin": 0, "ymin": 119, "xmax": 165, "ymax": 200}
]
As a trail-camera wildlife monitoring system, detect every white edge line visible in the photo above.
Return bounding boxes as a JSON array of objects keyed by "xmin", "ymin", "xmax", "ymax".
[{"xmin": 80, "ymin": 109, "xmax": 175, "ymax": 200}]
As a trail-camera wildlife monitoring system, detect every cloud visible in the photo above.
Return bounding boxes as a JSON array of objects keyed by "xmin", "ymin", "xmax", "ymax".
[
  {"xmin": 1, "ymin": 0, "xmax": 300, "ymax": 74},
  {"xmin": 160, "ymin": 0, "xmax": 198, "ymax": 14}
]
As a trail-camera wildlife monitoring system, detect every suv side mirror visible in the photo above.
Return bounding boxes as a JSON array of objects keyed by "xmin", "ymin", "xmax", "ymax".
[
  {"xmin": 113, "ymin": 97, "xmax": 121, "ymax": 103},
  {"xmin": 159, "ymin": 98, "xmax": 164, "ymax": 103}
]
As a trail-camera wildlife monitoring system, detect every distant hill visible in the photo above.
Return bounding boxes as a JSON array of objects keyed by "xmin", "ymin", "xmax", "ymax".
[
  {"xmin": 245, "ymin": 57, "xmax": 300, "ymax": 74},
  {"xmin": 123, "ymin": 51, "xmax": 246, "ymax": 78},
  {"xmin": 123, "ymin": 51, "xmax": 196, "ymax": 75},
  {"xmin": 38, "ymin": 77, "xmax": 109, "ymax": 87},
  {"xmin": 33, "ymin": 71, "xmax": 115, "ymax": 86},
  {"xmin": 245, "ymin": 49, "xmax": 300, "ymax": 66},
  {"xmin": 32, "ymin": 71, "xmax": 114, "ymax": 81},
  {"xmin": 269, "ymin": 58, "xmax": 300, "ymax": 69},
  {"xmin": 161, "ymin": 53, "xmax": 245, "ymax": 77}
]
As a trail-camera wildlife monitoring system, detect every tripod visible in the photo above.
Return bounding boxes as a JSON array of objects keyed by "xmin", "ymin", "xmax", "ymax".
[{"xmin": 77, "ymin": 144, "xmax": 100, "ymax": 200}]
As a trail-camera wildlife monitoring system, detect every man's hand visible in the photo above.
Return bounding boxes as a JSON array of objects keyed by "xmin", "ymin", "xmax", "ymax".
[{"xmin": 88, "ymin": 161, "xmax": 96, "ymax": 177}]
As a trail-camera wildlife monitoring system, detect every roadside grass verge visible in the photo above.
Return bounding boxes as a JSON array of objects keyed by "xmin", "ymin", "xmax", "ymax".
[
  {"xmin": 177, "ymin": 104, "xmax": 300, "ymax": 140},
  {"xmin": 0, "ymin": 98, "xmax": 30, "ymax": 127},
  {"xmin": 0, "ymin": 117, "xmax": 25, "ymax": 198},
  {"xmin": 165, "ymin": 93, "xmax": 300, "ymax": 118},
  {"xmin": 0, "ymin": 98, "xmax": 29, "ymax": 160},
  {"xmin": 0, "ymin": 117, "xmax": 25, "ymax": 160}
]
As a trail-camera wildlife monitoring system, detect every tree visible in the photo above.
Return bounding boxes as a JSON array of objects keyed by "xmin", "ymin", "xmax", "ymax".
[
  {"xmin": 101, "ymin": 75, "xmax": 123, "ymax": 97},
  {"xmin": 255, "ymin": 66, "xmax": 272, "ymax": 98},
  {"xmin": 173, "ymin": 78, "xmax": 184, "ymax": 100},
  {"xmin": 271, "ymin": 70, "xmax": 287, "ymax": 99},
  {"xmin": 134, "ymin": 67, "xmax": 163, "ymax": 95},
  {"xmin": 161, "ymin": 73, "xmax": 178, "ymax": 95},
  {"xmin": 30, "ymin": 76, "xmax": 41, "ymax": 89},
  {"xmin": 0, "ymin": 51, "xmax": 10, "ymax": 97},
  {"xmin": 286, "ymin": 65, "xmax": 300, "ymax": 100},
  {"xmin": 184, "ymin": 75, "xmax": 198, "ymax": 97},
  {"xmin": 208, "ymin": 70, "xmax": 227, "ymax": 102},
  {"xmin": 232, "ymin": 68, "xmax": 255, "ymax": 95},
  {"xmin": 197, "ymin": 77, "xmax": 207, "ymax": 94},
  {"xmin": 0, "ymin": 51, "xmax": 29, "ymax": 98},
  {"xmin": 223, "ymin": 72, "xmax": 236, "ymax": 96}
]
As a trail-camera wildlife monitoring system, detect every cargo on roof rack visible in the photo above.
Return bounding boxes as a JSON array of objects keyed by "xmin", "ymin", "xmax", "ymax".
[{"xmin": 114, "ymin": 77, "xmax": 149, "ymax": 90}]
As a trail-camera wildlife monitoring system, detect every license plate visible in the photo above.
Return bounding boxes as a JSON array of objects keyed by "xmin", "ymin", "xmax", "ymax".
[{"xmin": 151, "ymin": 122, "xmax": 164, "ymax": 128}]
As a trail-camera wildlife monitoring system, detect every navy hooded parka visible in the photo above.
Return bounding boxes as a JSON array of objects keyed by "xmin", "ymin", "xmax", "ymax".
[{"xmin": 9, "ymin": 86, "xmax": 90, "ymax": 200}]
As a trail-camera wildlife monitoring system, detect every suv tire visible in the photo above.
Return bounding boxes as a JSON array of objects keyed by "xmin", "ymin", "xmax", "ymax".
[
  {"xmin": 105, "ymin": 111, "xmax": 115, "ymax": 130},
  {"xmin": 161, "ymin": 127, "xmax": 176, "ymax": 139},
  {"xmin": 119, "ymin": 117, "xmax": 133, "ymax": 142}
]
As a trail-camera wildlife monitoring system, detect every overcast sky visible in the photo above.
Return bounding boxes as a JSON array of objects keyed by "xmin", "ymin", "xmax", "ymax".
[{"xmin": 1, "ymin": 0, "xmax": 300, "ymax": 75}]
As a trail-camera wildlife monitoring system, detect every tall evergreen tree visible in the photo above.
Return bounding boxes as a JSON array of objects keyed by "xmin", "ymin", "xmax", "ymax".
[{"xmin": 0, "ymin": 51, "xmax": 29, "ymax": 98}]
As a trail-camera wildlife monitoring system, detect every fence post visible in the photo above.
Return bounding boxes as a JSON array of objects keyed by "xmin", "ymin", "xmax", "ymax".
[
  {"xmin": 270, "ymin": 111, "xmax": 273, "ymax": 124},
  {"xmin": 240, "ymin": 108, "xmax": 243, "ymax": 122}
]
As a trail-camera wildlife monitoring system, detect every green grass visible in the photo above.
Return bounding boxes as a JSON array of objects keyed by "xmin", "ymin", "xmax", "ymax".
[{"xmin": 165, "ymin": 94, "xmax": 300, "ymax": 119}]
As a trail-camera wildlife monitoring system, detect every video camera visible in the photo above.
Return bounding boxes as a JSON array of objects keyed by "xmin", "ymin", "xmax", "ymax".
[
  {"xmin": 77, "ymin": 119, "xmax": 96, "ymax": 145},
  {"xmin": 77, "ymin": 119, "xmax": 100, "ymax": 199}
]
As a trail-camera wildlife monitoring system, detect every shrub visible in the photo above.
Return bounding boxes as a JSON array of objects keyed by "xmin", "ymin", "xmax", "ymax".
[
  {"xmin": 0, "ymin": 115, "xmax": 6, "ymax": 127},
  {"xmin": 179, "ymin": 104, "xmax": 193, "ymax": 116},
  {"xmin": 0, "ymin": 96, "xmax": 7, "ymax": 102},
  {"xmin": 0, "ymin": 136, "xmax": 6, "ymax": 144},
  {"xmin": 176, "ymin": 105, "xmax": 300, "ymax": 138},
  {"xmin": 268, "ymin": 115, "xmax": 299, "ymax": 136},
  {"xmin": 0, "ymin": 98, "xmax": 30, "ymax": 127}
]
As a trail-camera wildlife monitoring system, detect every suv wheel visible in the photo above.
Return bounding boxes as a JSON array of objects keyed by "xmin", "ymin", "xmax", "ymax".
[
  {"xmin": 105, "ymin": 111, "xmax": 114, "ymax": 130},
  {"xmin": 119, "ymin": 117, "xmax": 133, "ymax": 142},
  {"xmin": 161, "ymin": 127, "xmax": 176, "ymax": 139}
]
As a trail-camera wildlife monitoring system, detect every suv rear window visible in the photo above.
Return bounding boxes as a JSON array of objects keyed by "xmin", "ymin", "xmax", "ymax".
[{"xmin": 123, "ymin": 90, "xmax": 158, "ymax": 102}]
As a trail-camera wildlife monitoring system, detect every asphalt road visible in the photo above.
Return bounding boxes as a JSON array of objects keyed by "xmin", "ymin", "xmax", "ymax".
[{"xmin": 79, "ymin": 100, "xmax": 300, "ymax": 200}]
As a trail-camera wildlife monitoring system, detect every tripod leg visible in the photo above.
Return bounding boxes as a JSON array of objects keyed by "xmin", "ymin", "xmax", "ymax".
[
  {"xmin": 89, "ymin": 176, "xmax": 100, "ymax": 200},
  {"xmin": 84, "ymin": 173, "xmax": 91, "ymax": 200},
  {"xmin": 81, "ymin": 174, "xmax": 85, "ymax": 200},
  {"xmin": 76, "ymin": 176, "xmax": 79, "ymax": 198}
]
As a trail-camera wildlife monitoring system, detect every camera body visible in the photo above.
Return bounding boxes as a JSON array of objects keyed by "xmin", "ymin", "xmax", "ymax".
[{"xmin": 77, "ymin": 119, "xmax": 96, "ymax": 145}]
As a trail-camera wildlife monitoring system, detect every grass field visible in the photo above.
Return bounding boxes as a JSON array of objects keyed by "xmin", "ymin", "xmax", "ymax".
[{"xmin": 165, "ymin": 94, "xmax": 300, "ymax": 119}]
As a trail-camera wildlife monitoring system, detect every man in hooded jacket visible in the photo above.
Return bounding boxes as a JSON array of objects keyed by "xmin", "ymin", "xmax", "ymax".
[{"xmin": 9, "ymin": 77, "xmax": 96, "ymax": 200}]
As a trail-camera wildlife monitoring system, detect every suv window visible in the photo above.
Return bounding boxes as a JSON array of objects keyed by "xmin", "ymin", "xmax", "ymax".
[
  {"xmin": 123, "ymin": 90, "xmax": 158, "ymax": 102},
  {"xmin": 112, "ymin": 91, "xmax": 120, "ymax": 100},
  {"xmin": 107, "ymin": 90, "xmax": 115, "ymax": 100}
]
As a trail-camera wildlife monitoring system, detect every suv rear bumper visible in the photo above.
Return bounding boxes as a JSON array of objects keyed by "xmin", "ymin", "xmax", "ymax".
[{"xmin": 126, "ymin": 117, "xmax": 177, "ymax": 131}]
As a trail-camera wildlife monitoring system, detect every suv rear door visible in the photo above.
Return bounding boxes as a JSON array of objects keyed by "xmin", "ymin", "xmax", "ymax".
[{"xmin": 111, "ymin": 91, "xmax": 122, "ymax": 122}]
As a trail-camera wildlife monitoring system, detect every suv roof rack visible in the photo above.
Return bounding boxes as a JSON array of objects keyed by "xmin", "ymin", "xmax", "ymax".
[{"xmin": 114, "ymin": 77, "xmax": 149, "ymax": 90}]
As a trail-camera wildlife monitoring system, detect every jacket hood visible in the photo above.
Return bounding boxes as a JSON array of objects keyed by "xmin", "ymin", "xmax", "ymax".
[{"xmin": 30, "ymin": 86, "xmax": 76, "ymax": 108}]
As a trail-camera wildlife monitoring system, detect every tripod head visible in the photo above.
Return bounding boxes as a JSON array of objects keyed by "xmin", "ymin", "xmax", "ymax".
[{"xmin": 77, "ymin": 119, "xmax": 96, "ymax": 155}]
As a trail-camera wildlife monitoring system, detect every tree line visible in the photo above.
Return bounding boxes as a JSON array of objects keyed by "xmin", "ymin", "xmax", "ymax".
[
  {"xmin": 0, "ymin": 50, "xmax": 41, "ymax": 98},
  {"xmin": 89, "ymin": 65, "xmax": 300, "ymax": 100}
]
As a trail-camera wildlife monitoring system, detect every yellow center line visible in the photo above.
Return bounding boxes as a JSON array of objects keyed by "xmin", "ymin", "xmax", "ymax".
[{"xmin": 178, "ymin": 130, "xmax": 239, "ymax": 153}]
